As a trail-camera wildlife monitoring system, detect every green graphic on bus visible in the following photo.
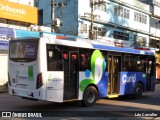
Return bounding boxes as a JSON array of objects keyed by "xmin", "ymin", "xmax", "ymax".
[
  {"xmin": 80, "ymin": 49, "xmax": 105, "ymax": 92},
  {"xmin": 28, "ymin": 66, "xmax": 33, "ymax": 80}
]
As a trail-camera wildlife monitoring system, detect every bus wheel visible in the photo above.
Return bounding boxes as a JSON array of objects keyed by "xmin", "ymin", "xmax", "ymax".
[
  {"xmin": 133, "ymin": 83, "xmax": 143, "ymax": 99},
  {"xmin": 82, "ymin": 86, "xmax": 98, "ymax": 107}
]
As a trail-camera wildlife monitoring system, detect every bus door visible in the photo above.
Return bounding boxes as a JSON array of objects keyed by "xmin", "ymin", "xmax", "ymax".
[
  {"xmin": 146, "ymin": 57, "xmax": 155, "ymax": 91},
  {"xmin": 108, "ymin": 55, "xmax": 121, "ymax": 97},
  {"xmin": 63, "ymin": 51, "xmax": 79, "ymax": 100}
]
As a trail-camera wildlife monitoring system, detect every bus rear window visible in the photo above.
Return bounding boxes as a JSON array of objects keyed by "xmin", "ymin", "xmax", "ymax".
[{"xmin": 9, "ymin": 41, "xmax": 38, "ymax": 61}]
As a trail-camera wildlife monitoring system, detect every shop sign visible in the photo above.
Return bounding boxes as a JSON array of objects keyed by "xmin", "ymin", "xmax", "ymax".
[
  {"xmin": 0, "ymin": 27, "xmax": 14, "ymax": 50},
  {"xmin": 0, "ymin": 0, "xmax": 37, "ymax": 24},
  {"xmin": 0, "ymin": 35, "xmax": 11, "ymax": 41}
]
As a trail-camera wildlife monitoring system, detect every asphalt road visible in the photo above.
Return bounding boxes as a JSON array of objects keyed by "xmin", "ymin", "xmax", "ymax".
[{"xmin": 0, "ymin": 84, "xmax": 160, "ymax": 120}]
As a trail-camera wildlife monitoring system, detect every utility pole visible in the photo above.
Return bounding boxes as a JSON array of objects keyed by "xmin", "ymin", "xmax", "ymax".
[
  {"xmin": 51, "ymin": 0, "xmax": 67, "ymax": 33},
  {"xmin": 89, "ymin": 1, "xmax": 96, "ymax": 40},
  {"xmin": 51, "ymin": 0, "xmax": 54, "ymax": 32},
  {"xmin": 87, "ymin": 0, "xmax": 106, "ymax": 40}
]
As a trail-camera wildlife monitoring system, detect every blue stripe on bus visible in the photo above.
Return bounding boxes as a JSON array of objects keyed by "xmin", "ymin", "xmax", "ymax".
[
  {"xmin": 92, "ymin": 44, "xmax": 154, "ymax": 56},
  {"xmin": 119, "ymin": 72, "xmax": 147, "ymax": 95}
]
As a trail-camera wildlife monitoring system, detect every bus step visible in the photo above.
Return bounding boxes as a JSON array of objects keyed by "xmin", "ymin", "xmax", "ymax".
[{"xmin": 108, "ymin": 94, "xmax": 119, "ymax": 98}]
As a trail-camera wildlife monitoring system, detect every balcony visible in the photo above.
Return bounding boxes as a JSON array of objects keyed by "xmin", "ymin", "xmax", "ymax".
[{"xmin": 114, "ymin": 0, "xmax": 150, "ymax": 12}]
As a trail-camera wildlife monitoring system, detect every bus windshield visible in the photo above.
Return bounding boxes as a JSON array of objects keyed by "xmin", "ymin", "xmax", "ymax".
[{"xmin": 9, "ymin": 40, "xmax": 38, "ymax": 62}]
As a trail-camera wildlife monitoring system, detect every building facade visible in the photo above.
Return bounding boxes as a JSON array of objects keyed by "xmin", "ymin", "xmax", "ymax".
[
  {"xmin": 38, "ymin": 0, "xmax": 151, "ymax": 48},
  {"xmin": 79, "ymin": 0, "xmax": 151, "ymax": 48},
  {"xmin": 139, "ymin": 0, "xmax": 160, "ymax": 81},
  {"xmin": 0, "ymin": 0, "xmax": 38, "ymax": 87}
]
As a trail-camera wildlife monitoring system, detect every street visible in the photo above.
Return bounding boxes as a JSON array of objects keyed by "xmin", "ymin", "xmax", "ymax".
[{"xmin": 0, "ymin": 84, "xmax": 160, "ymax": 120}]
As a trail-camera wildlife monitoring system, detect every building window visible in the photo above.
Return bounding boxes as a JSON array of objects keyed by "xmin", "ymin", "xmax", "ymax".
[
  {"xmin": 94, "ymin": 5, "xmax": 107, "ymax": 12},
  {"xmin": 101, "ymin": 5, "xmax": 106, "ymax": 12},
  {"xmin": 134, "ymin": 12, "xmax": 137, "ymax": 21},
  {"xmin": 93, "ymin": 26, "xmax": 106, "ymax": 36},
  {"xmin": 113, "ymin": 31, "xmax": 129, "ymax": 41},
  {"xmin": 127, "ymin": 10, "xmax": 129, "ymax": 18},
  {"xmin": 98, "ymin": 28, "xmax": 106, "ymax": 36},
  {"xmin": 114, "ymin": 5, "xmax": 130, "ymax": 19},
  {"xmin": 141, "ymin": 14, "xmax": 147, "ymax": 24},
  {"xmin": 150, "ymin": 39, "xmax": 160, "ymax": 48},
  {"xmin": 124, "ymin": 9, "xmax": 127, "ymax": 18},
  {"xmin": 134, "ymin": 12, "xmax": 147, "ymax": 24},
  {"xmin": 114, "ymin": 6, "xmax": 118, "ymax": 15},
  {"xmin": 80, "ymin": 23, "xmax": 87, "ymax": 34},
  {"xmin": 94, "ymin": 4, "xmax": 106, "ymax": 12}
]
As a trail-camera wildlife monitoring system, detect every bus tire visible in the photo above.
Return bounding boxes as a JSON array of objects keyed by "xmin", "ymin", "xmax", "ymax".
[
  {"xmin": 133, "ymin": 83, "xmax": 143, "ymax": 99},
  {"xmin": 81, "ymin": 86, "xmax": 98, "ymax": 107}
]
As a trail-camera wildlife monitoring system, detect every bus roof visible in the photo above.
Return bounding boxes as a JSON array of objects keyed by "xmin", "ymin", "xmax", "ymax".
[
  {"xmin": 49, "ymin": 37, "xmax": 154, "ymax": 56},
  {"xmin": 47, "ymin": 37, "xmax": 154, "ymax": 56},
  {"xmin": 11, "ymin": 36, "xmax": 154, "ymax": 56},
  {"xmin": 92, "ymin": 44, "xmax": 154, "ymax": 56}
]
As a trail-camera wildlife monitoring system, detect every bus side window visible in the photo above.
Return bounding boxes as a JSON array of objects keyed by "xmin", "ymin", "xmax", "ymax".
[
  {"xmin": 102, "ymin": 51, "xmax": 108, "ymax": 72},
  {"xmin": 150, "ymin": 58, "xmax": 156, "ymax": 76},
  {"xmin": 108, "ymin": 57, "xmax": 111, "ymax": 74},
  {"xmin": 148, "ymin": 60, "xmax": 153, "ymax": 74},
  {"xmin": 79, "ymin": 48, "xmax": 90, "ymax": 71},
  {"xmin": 80, "ymin": 54, "xmax": 87, "ymax": 71},
  {"xmin": 135, "ymin": 56, "xmax": 145, "ymax": 72},
  {"xmin": 140, "ymin": 57, "xmax": 146, "ymax": 72},
  {"xmin": 137, "ymin": 57, "xmax": 141, "ymax": 71},
  {"xmin": 63, "ymin": 53, "xmax": 68, "ymax": 61},
  {"xmin": 123, "ymin": 55, "xmax": 131, "ymax": 71},
  {"xmin": 47, "ymin": 45, "xmax": 63, "ymax": 71}
]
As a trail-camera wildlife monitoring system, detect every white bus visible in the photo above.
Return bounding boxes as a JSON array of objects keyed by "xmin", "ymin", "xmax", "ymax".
[{"xmin": 8, "ymin": 37, "xmax": 156, "ymax": 106}]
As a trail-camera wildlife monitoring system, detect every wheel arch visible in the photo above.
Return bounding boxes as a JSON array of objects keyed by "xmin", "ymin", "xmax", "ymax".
[
  {"xmin": 137, "ymin": 81, "xmax": 144, "ymax": 92},
  {"xmin": 132, "ymin": 81, "xmax": 144, "ymax": 99},
  {"xmin": 81, "ymin": 84, "xmax": 99, "ymax": 107},
  {"xmin": 84, "ymin": 84, "xmax": 99, "ymax": 98}
]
